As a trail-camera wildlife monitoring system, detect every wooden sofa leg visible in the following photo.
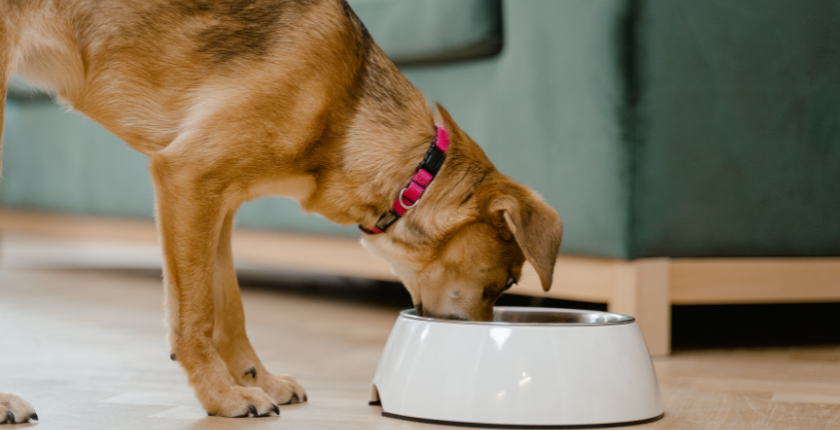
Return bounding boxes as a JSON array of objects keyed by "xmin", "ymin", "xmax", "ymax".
[{"xmin": 609, "ymin": 258, "xmax": 671, "ymax": 356}]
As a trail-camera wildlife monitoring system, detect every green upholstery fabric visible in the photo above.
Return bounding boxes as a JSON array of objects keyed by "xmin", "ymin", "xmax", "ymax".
[
  {"xmin": 6, "ymin": 1, "xmax": 835, "ymax": 260},
  {"xmin": 348, "ymin": 0, "xmax": 502, "ymax": 64},
  {"xmin": 6, "ymin": 77, "xmax": 42, "ymax": 100},
  {"xmin": 1, "ymin": 100, "xmax": 153, "ymax": 218},
  {"xmin": 632, "ymin": 0, "xmax": 840, "ymax": 257}
]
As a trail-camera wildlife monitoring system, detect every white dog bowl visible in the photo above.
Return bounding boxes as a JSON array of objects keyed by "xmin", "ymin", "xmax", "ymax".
[{"xmin": 370, "ymin": 307, "xmax": 663, "ymax": 428}]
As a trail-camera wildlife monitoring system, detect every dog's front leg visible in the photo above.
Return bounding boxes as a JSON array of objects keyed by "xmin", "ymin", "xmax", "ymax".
[
  {"xmin": 150, "ymin": 154, "xmax": 277, "ymax": 418},
  {"xmin": 213, "ymin": 210, "xmax": 306, "ymax": 405}
]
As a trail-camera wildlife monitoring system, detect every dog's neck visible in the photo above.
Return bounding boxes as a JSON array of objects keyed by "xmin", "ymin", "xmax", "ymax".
[
  {"xmin": 302, "ymin": 98, "xmax": 486, "ymax": 254},
  {"xmin": 297, "ymin": 48, "xmax": 441, "ymax": 235},
  {"xmin": 294, "ymin": 35, "xmax": 492, "ymax": 248}
]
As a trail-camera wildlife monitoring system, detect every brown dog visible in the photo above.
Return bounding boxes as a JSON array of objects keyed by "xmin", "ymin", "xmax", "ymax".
[{"xmin": 0, "ymin": 0, "xmax": 562, "ymax": 421}]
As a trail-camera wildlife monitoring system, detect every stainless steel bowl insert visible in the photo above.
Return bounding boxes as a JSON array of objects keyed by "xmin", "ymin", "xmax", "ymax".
[{"xmin": 400, "ymin": 307, "xmax": 634, "ymax": 326}]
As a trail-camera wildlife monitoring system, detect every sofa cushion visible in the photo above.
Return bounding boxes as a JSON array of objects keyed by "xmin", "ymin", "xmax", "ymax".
[
  {"xmin": 348, "ymin": 0, "xmax": 502, "ymax": 64},
  {"xmin": 632, "ymin": 0, "xmax": 840, "ymax": 258}
]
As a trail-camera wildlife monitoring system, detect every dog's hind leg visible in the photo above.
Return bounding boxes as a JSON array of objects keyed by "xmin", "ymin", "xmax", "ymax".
[
  {"xmin": 150, "ymin": 149, "xmax": 278, "ymax": 418},
  {"xmin": 0, "ymin": 20, "xmax": 39, "ymax": 426},
  {"xmin": 0, "ymin": 19, "xmax": 9, "ymax": 174},
  {"xmin": 213, "ymin": 210, "xmax": 306, "ymax": 406}
]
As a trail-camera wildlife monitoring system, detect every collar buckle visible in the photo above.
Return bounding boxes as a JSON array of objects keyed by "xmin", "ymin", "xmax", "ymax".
[{"xmin": 420, "ymin": 145, "xmax": 445, "ymax": 175}]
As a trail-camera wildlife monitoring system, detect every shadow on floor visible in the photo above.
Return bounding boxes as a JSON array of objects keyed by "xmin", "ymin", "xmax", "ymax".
[{"xmin": 672, "ymin": 302, "xmax": 840, "ymax": 350}]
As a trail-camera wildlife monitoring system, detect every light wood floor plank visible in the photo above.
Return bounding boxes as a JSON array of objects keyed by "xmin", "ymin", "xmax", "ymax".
[
  {"xmin": 1, "ymin": 264, "xmax": 839, "ymax": 429},
  {"xmin": 2, "ymin": 219, "xmax": 840, "ymax": 428}
]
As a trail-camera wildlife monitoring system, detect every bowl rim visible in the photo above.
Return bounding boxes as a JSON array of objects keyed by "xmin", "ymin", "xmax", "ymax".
[{"xmin": 399, "ymin": 307, "xmax": 636, "ymax": 327}]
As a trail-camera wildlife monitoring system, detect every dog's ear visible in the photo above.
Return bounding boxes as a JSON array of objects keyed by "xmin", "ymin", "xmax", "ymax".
[
  {"xmin": 488, "ymin": 192, "xmax": 563, "ymax": 292},
  {"xmin": 434, "ymin": 103, "xmax": 457, "ymax": 132}
]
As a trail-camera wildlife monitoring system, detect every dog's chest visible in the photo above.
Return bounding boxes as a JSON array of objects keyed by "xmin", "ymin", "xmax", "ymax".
[{"xmin": 246, "ymin": 175, "xmax": 316, "ymax": 203}]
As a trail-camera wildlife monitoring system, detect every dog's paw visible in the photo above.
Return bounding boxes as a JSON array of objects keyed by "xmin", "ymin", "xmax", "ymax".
[
  {"xmin": 202, "ymin": 386, "xmax": 279, "ymax": 418},
  {"xmin": 0, "ymin": 392, "xmax": 38, "ymax": 425},
  {"xmin": 252, "ymin": 374, "xmax": 307, "ymax": 405}
]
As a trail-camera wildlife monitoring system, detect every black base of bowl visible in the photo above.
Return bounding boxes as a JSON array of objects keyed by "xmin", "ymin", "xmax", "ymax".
[{"xmin": 380, "ymin": 411, "xmax": 665, "ymax": 429}]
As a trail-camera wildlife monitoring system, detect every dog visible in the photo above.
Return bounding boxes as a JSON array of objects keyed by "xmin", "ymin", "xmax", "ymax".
[{"xmin": 0, "ymin": 0, "xmax": 563, "ymax": 422}]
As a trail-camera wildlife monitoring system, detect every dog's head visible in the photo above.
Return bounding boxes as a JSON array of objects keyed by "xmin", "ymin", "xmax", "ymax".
[{"xmin": 362, "ymin": 105, "xmax": 563, "ymax": 321}]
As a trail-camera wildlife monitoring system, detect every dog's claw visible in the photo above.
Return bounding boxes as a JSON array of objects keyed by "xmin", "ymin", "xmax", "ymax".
[
  {"xmin": 244, "ymin": 366, "xmax": 256, "ymax": 379},
  {"xmin": 256, "ymin": 404, "xmax": 278, "ymax": 418},
  {"xmin": 30, "ymin": 412, "xmax": 38, "ymax": 422},
  {"xmin": 5, "ymin": 411, "xmax": 14, "ymax": 424},
  {"xmin": 170, "ymin": 353, "xmax": 176, "ymax": 361},
  {"xmin": 303, "ymin": 393, "xmax": 308, "ymax": 402},
  {"xmin": 207, "ymin": 402, "xmax": 275, "ymax": 418}
]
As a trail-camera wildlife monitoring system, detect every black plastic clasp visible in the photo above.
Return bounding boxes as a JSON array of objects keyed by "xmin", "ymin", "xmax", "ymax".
[{"xmin": 420, "ymin": 145, "xmax": 446, "ymax": 175}]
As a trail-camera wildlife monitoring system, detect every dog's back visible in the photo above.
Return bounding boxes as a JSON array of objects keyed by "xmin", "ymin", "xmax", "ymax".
[{"xmin": 0, "ymin": 0, "xmax": 379, "ymax": 155}]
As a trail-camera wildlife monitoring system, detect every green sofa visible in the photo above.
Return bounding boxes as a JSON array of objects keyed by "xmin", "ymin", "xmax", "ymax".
[{"xmin": 3, "ymin": 0, "xmax": 839, "ymax": 261}]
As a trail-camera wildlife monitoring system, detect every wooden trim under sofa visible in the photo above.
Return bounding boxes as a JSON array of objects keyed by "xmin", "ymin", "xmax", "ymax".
[{"xmin": 1, "ymin": 209, "xmax": 839, "ymax": 356}]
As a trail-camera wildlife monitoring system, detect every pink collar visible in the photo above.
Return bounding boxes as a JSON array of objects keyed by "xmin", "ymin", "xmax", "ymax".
[{"xmin": 359, "ymin": 126, "xmax": 450, "ymax": 235}]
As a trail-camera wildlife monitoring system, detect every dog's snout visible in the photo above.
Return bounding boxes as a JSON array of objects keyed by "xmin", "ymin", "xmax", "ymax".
[{"xmin": 413, "ymin": 304, "xmax": 468, "ymax": 321}]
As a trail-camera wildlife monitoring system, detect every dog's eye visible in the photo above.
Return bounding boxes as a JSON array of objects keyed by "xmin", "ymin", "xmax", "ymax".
[{"xmin": 484, "ymin": 276, "xmax": 517, "ymax": 300}]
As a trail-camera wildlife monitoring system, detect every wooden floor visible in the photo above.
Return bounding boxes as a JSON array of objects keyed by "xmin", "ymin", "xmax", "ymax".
[{"xmin": 1, "ymin": 239, "xmax": 840, "ymax": 429}]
